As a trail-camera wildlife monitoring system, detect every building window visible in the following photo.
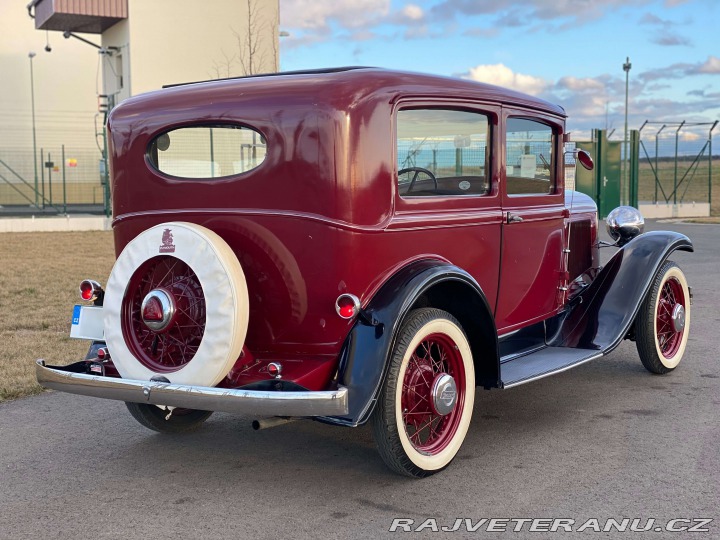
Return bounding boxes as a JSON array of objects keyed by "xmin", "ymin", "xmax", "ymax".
[{"xmin": 396, "ymin": 108, "xmax": 490, "ymax": 197}]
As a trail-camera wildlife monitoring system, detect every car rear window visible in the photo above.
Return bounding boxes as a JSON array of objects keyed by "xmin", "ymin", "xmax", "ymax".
[{"xmin": 147, "ymin": 124, "xmax": 266, "ymax": 179}]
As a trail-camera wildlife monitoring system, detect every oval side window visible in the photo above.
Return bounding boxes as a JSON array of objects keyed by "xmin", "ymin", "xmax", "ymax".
[{"xmin": 147, "ymin": 124, "xmax": 267, "ymax": 179}]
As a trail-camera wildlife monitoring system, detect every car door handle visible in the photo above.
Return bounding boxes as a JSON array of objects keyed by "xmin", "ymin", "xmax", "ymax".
[{"xmin": 507, "ymin": 213, "xmax": 524, "ymax": 223}]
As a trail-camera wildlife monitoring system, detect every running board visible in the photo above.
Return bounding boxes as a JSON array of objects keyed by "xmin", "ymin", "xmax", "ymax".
[{"xmin": 500, "ymin": 347, "xmax": 603, "ymax": 388}]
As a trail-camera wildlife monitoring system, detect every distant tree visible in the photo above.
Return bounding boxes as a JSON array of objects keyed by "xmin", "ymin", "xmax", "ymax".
[{"xmin": 209, "ymin": 0, "xmax": 277, "ymax": 79}]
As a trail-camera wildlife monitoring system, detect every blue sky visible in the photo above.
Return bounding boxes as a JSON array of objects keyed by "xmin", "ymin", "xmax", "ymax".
[{"xmin": 279, "ymin": 0, "xmax": 719, "ymax": 141}]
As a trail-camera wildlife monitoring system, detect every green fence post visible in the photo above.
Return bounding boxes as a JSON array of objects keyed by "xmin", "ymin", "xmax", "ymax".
[
  {"xmin": 103, "ymin": 113, "xmax": 111, "ymax": 218},
  {"xmin": 62, "ymin": 145, "xmax": 67, "ymax": 214},
  {"xmin": 594, "ymin": 128, "xmax": 601, "ymax": 203},
  {"xmin": 654, "ymin": 125, "xmax": 666, "ymax": 204},
  {"xmin": 710, "ymin": 121, "xmax": 717, "ymax": 215},
  {"xmin": 48, "ymin": 152, "xmax": 53, "ymax": 207},
  {"xmin": 40, "ymin": 148, "xmax": 45, "ymax": 210},
  {"xmin": 629, "ymin": 130, "xmax": 639, "ymax": 208},
  {"xmin": 674, "ymin": 121, "xmax": 685, "ymax": 205}
]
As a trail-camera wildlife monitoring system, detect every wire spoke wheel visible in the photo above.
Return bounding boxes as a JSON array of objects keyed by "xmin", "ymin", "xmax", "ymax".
[
  {"xmin": 636, "ymin": 261, "xmax": 690, "ymax": 374},
  {"xmin": 655, "ymin": 278, "xmax": 684, "ymax": 359},
  {"xmin": 401, "ymin": 333, "xmax": 464, "ymax": 454},
  {"xmin": 122, "ymin": 256, "xmax": 206, "ymax": 372},
  {"xmin": 372, "ymin": 308, "xmax": 475, "ymax": 477}
]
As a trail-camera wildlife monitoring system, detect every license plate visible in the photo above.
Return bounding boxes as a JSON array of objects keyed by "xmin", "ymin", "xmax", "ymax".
[{"xmin": 70, "ymin": 305, "xmax": 104, "ymax": 340}]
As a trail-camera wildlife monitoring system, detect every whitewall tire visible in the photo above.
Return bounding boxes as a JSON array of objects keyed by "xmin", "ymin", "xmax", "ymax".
[
  {"xmin": 371, "ymin": 308, "xmax": 475, "ymax": 477},
  {"xmin": 635, "ymin": 261, "xmax": 690, "ymax": 374},
  {"xmin": 103, "ymin": 222, "xmax": 249, "ymax": 386}
]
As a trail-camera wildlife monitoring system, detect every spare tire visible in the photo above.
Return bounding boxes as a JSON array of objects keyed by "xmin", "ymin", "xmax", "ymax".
[{"xmin": 103, "ymin": 222, "xmax": 249, "ymax": 386}]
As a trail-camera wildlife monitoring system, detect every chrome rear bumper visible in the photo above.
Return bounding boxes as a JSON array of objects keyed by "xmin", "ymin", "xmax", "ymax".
[{"xmin": 36, "ymin": 360, "xmax": 348, "ymax": 417}]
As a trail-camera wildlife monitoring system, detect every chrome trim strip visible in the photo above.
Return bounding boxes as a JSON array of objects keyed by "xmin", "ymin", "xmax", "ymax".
[
  {"xmin": 112, "ymin": 208, "xmax": 393, "ymax": 233},
  {"xmin": 502, "ymin": 352, "xmax": 603, "ymax": 389},
  {"xmin": 499, "ymin": 344, "xmax": 546, "ymax": 364},
  {"xmin": 497, "ymin": 328, "xmax": 520, "ymax": 340},
  {"xmin": 36, "ymin": 360, "xmax": 348, "ymax": 417}
]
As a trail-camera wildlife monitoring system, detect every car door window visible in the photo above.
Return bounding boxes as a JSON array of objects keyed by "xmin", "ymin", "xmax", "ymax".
[
  {"xmin": 396, "ymin": 109, "xmax": 490, "ymax": 197},
  {"xmin": 505, "ymin": 118, "xmax": 554, "ymax": 195}
]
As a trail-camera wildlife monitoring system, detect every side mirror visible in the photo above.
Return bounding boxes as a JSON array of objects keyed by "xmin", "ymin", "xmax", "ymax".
[
  {"xmin": 576, "ymin": 149, "xmax": 594, "ymax": 171},
  {"xmin": 606, "ymin": 206, "xmax": 644, "ymax": 246}
]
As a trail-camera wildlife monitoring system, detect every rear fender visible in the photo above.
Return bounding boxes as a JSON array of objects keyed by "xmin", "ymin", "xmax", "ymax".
[{"xmin": 323, "ymin": 259, "xmax": 498, "ymax": 427}]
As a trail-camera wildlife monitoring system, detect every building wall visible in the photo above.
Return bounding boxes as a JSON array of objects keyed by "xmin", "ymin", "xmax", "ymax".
[
  {"xmin": 0, "ymin": 0, "xmax": 279, "ymax": 207},
  {"xmin": 102, "ymin": 0, "xmax": 279, "ymax": 100},
  {"xmin": 100, "ymin": 19, "xmax": 131, "ymax": 105},
  {"xmin": 0, "ymin": 0, "xmax": 99, "ymax": 152}
]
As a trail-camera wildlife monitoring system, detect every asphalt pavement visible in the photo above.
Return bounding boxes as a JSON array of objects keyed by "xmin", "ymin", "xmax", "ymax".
[{"xmin": 1, "ymin": 220, "xmax": 718, "ymax": 539}]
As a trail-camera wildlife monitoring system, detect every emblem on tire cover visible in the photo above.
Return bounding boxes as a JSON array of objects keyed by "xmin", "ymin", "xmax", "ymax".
[{"xmin": 159, "ymin": 228, "xmax": 176, "ymax": 253}]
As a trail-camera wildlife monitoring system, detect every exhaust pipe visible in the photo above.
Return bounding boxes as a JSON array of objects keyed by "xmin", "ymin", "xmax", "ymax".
[{"xmin": 252, "ymin": 417, "xmax": 298, "ymax": 430}]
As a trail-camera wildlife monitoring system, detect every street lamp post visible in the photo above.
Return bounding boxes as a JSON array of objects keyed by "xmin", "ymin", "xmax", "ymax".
[
  {"xmin": 29, "ymin": 51, "xmax": 39, "ymax": 208},
  {"xmin": 622, "ymin": 56, "xmax": 632, "ymax": 206}
]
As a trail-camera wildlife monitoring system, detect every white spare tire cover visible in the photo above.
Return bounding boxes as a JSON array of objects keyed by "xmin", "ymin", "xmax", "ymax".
[{"xmin": 104, "ymin": 222, "xmax": 249, "ymax": 386}]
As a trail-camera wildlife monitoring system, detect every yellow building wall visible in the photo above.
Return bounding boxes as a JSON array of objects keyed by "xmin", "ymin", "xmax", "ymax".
[
  {"xmin": 102, "ymin": 0, "xmax": 279, "ymax": 100},
  {"xmin": 0, "ymin": 0, "xmax": 279, "ymax": 204}
]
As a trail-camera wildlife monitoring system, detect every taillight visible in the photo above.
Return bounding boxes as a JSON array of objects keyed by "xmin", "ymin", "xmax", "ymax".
[
  {"xmin": 335, "ymin": 294, "xmax": 361, "ymax": 319},
  {"xmin": 79, "ymin": 279, "xmax": 103, "ymax": 302},
  {"xmin": 267, "ymin": 362, "xmax": 282, "ymax": 379}
]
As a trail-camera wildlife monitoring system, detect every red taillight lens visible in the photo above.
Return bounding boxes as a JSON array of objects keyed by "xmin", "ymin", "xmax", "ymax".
[
  {"xmin": 79, "ymin": 279, "xmax": 103, "ymax": 302},
  {"xmin": 335, "ymin": 294, "xmax": 360, "ymax": 319},
  {"xmin": 80, "ymin": 282, "xmax": 93, "ymax": 300}
]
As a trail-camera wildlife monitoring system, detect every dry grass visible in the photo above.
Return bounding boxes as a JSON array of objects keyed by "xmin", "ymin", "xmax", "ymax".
[{"xmin": 0, "ymin": 231, "xmax": 115, "ymax": 401}]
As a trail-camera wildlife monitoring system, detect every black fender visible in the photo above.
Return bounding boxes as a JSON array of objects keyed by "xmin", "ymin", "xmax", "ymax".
[
  {"xmin": 548, "ymin": 231, "xmax": 693, "ymax": 351},
  {"xmin": 323, "ymin": 259, "xmax": 498, "ymax": 427}
]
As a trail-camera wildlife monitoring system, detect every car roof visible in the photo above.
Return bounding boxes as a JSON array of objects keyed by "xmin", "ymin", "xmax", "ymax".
[{"xmin": 155, "ymin": 66, "xmax": 565, "ymax": 117}]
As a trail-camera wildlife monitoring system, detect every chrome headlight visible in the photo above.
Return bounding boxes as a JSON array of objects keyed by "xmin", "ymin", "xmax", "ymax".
[{"xmin": 606, "ymin": 206, "xmax": 644, "ymax": 246}]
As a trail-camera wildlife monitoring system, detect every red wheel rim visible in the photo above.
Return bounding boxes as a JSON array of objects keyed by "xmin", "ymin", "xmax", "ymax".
[
  {"xmin": 401, "ymin": 333, "xmax": 465, "ymax": 455},
  {"xmin": 121, "ymin": 256, "xmax": 206, "ymax": 372},
  {"xmin": 656, "ymin": 276, "xmax": 685, "ymax": 359}
]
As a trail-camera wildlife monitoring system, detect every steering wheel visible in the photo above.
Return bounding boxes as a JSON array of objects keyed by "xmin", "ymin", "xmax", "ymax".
[{"xmin": 398, "ymin": 167, "xmax": 438, "ymax": 193}]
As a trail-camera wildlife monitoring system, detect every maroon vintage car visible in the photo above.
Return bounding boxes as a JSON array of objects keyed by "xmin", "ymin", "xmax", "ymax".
[{"xmin": 37, "ymin": 67, "xmax": 692, "ymax": 477}]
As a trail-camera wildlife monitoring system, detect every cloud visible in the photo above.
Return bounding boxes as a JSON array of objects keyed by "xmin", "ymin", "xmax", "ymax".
[
  {"xmin": 280, "ymin": 0, "xmax": 428, "ymax": 47},
  {"xmin": 462, "ymin": 27, "xmax": 499, "ymax": 38},
  {"xmin": 639, "ymin": 12, "xmax": 668, "ymax": 25},
  {"xmin": 638, "ymin": 11, "xmax": 691, "ymax": 46},
  {"xmin": 348, "ymin": 29, "xmax": 380, "ymax": 42},
  {"xmin": 640, "ymin": 55, "xmax": 720, "ymax": 81},
  {"xmin": 401, "ymin": 4, "xmax": 424, "ymax": 21},
  {"xmin": 698, "ymin": 55, "xmax": 720, "ymax": 74},
  {"xmin": 463, "ymin": 63, "xmax": 550, "ymax": 95},
  {"xmin": 653, "ymin": 34, "xmax": 691, "ymax": 46},
  {"xmin": 687, "ymin": 87, "xmax": 720, "ymax": 99},
  {"xmin": 431, "ymin": 0, "xmax": 651, "ymax": 26},
  {"xmin": 280, "ymin": 0, "xmax": 390, "ymax": 30},
  {"xmin": 461, "ymin": 61, "xmax": 720, "ymax": 135},
  {"xmin": 556, "ymin": 76, "xmax": 606, "ymax": 93}
]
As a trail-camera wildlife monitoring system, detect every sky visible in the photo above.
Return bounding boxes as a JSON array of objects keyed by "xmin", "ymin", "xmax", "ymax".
[{"xmin": 278, "ymin": 0, "xmax": 719, "ymax": 143}]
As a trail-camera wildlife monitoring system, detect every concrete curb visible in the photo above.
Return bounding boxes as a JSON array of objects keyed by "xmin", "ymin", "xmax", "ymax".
[{"xmin": 0, "ymin": 215, "xmax": 112, "ymax": 233}]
